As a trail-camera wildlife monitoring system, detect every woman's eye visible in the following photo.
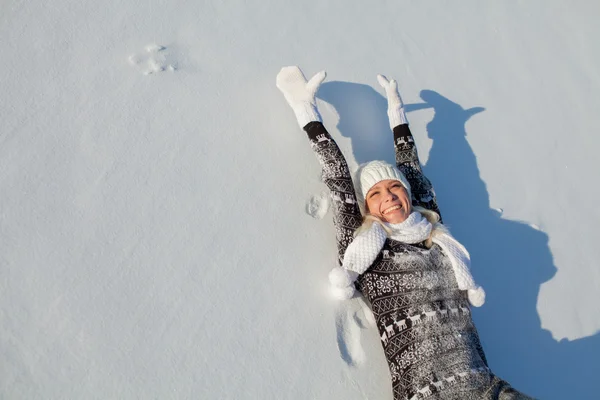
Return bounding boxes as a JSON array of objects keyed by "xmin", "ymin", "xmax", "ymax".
[{"xmin": 369, "ymin": 192, "xmax": 379, "ymax": 198}]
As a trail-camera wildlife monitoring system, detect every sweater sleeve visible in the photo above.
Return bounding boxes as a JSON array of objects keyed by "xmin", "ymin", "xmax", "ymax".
[
  {"xmin": 304, "ymin": 121, "xmax": 363, "ymax": 265},
  {"xmin": 393, "ymin": 124, "xmax": 442, "ymax": 219}
]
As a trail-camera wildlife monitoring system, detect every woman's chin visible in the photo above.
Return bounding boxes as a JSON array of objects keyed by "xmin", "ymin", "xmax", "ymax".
[{"xmin": 382, "ymin": 211, "xmax": 408, "ymax": 224}]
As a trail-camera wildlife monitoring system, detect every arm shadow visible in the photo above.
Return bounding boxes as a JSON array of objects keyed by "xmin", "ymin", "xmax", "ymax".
[{"xmin": 318, "ymin": 81, "xmax": 600, "ymax": 400}]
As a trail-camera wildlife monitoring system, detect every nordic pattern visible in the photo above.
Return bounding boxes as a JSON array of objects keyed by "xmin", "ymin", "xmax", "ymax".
[
  {"xmin": 356, "ymin": 240, "xmax": 497, "ymax": 399},
  {"xmin": 304, "ymin": 122, "xmax": 533, "ymax": 399},
  {"xmin": 305, "ymin": 122, "xmax": 363, "ymax": 263},
  {"xmin": 393, "ymin": 124, "xmax": 442, "ymax": 219}
]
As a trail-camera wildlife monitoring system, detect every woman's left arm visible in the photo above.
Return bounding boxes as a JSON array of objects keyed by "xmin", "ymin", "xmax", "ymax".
[
  {"xmin": 377, "ymin": 75, "xmax": 442, "ymax": 218},
  {"xmin": 392, "ymin": 124, "xmax": 442, "ymax": 218}
]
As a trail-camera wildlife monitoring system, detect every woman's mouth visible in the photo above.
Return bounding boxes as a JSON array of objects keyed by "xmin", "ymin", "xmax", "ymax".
[{"xmin": 382, "ymin": 205, "xmax": 402, "ymax": 215}]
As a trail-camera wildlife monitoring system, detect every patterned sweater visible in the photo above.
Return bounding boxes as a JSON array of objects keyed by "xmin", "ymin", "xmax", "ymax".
[{"xmin": 304, "ymin": 121, "xmax": 532, "ymax": 400}]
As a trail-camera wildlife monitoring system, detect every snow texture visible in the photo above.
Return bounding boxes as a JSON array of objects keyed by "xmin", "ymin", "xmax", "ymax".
[
  {"xmin": 128, "ymin": 44, "xmax": 177, "ymax": 75},
  {"xmin": 306, "ymin": 192, "xmax": 330, "ymax": 219},
  {"xmin": 1, "ymin": 1, "xmax": 600, "ymax": 399}
]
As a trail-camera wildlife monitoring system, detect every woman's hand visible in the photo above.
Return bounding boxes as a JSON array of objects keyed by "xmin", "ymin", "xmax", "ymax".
[
  {"xmin": 377, "ymin": 74, "xmax": 403, "ymax": 107},
  {"xmin": 377, "ymin": 74, "xmax": 408, "ymax": 128},
  {"xmin": 276, "ymin": 66, "xmax": 327, "ymax": 128}
]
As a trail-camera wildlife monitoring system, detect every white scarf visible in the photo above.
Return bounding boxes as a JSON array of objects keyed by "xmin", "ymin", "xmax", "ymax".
[{"xmin": 329, "ymin": 211, "xmax": 485, "ymax": 306}]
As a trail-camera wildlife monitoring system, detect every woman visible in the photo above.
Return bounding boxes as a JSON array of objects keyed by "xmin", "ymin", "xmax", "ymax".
[{"xmin": 276, "ymin": 66, "xmax": 533, "ymax": 400}]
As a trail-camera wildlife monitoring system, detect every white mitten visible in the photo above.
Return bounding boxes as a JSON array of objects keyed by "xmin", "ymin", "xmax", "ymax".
[
  {"xmin": 276, "ymin": 66, "xmax": 326, "ymax": 128},
  {"xmin": 467, "ymin": 286, "xmax": 486, "ymax": 307},
  {"xmin": 377, "ymin": 74, "xmax": 408, "ymax": 129}
]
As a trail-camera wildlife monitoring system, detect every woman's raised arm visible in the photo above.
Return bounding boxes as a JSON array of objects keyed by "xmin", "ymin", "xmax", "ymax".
[
  {"xmin": 303, "ymin": 121, "xmax": 362, "ymax": 263},
  {"xmin": 377, "ymin": 75, "xmax": 442, "ymax": 218},
  {"xmin": 277, "ymin": 67, "xmax": 363, "ymax": 264}
]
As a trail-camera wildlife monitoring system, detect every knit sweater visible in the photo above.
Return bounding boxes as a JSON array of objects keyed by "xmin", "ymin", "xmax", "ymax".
[{"xmin": 304, "ymin": 121, "xmax": 533, "ymax": 400}]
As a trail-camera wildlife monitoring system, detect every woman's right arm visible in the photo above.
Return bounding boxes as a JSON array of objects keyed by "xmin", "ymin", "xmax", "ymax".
[
  {"xmin": 276, "ymin": 66, "xmax": 362, "ymax": 266},
  {"xmin": 304, "ymin": 121, "xmax": 363, "ymax": 264}
]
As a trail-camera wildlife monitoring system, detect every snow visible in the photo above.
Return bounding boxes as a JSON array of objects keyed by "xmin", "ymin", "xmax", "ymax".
[
  {"xmin": 306, "ymin": 192, "xmax": 330, "ymax": 220},
  {"xmin": 1, "ymin": 0, "xmax": 599, "ymax": 398}
]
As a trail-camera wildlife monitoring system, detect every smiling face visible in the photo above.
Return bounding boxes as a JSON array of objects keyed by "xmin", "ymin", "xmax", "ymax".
[{"xmin": 365, "ymin": 179, "xmax": 412, "ymax": 223}]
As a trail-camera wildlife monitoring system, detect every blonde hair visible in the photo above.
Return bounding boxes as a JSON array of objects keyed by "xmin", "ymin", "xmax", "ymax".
[{"xmin": 355, "ymin": 205, "xmax": 448, "ymax": 248}]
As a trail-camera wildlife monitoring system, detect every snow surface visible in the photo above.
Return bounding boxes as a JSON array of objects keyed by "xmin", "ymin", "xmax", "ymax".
[{"xmin": 2, "ymin": 1, "xmax": 600, "ymax": 399}]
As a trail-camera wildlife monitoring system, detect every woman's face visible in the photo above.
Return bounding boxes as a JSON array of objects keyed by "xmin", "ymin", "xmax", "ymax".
[{"xmin": 365, "ymin": 179, "xmax": 411, "ymax": 223}]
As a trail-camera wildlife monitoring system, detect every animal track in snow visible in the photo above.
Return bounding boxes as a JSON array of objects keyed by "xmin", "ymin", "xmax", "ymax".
[
  {"xmin": 128, "ymin": 44, "xmax": 178, "ymax": 75},
  {"xmin": 306, "ymin": 192, "xmax": 330, "ymax": 219}
]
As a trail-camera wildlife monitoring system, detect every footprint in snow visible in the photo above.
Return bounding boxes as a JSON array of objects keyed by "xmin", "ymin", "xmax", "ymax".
[
  {"xmin": 128, "ymin": 44, "xmax": 178, "ymax": 75},
  {"xmin": 306, "ymin": 192, "xmax": 329, "ymax": 219}
]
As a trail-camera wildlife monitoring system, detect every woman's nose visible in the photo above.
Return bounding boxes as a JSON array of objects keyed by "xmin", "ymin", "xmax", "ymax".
[{"xmin": 385, "ymin": 190, "xmax": 397, "ymax": 201}]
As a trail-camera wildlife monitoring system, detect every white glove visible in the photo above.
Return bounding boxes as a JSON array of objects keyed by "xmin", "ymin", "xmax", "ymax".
[
  {"xmin": 467, "ymin": 286, "xmax": 486, "ymax": 307},
  {"xmin": 276, "ymin": 66, "xmax": 326, "ymax": 128},
  {"xmin": 377, "ymin": 74, "xmax": 408, "ymax": 129},
  {"xmin": 328, "ymin": 266, "xmax": 358, "ymax": 300}
]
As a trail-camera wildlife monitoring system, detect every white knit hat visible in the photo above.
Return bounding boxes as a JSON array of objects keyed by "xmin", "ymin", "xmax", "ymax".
[{"xmin": 355, "ymin": 160, "xmax": 411, "ymax": 212}]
